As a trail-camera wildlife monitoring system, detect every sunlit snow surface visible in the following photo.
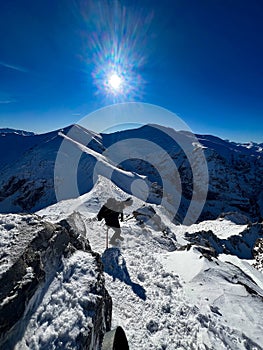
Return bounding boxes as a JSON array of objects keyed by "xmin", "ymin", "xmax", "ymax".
[{"xmin": 34, "ymin": 176, "xmax": 263, "ymax": 350}]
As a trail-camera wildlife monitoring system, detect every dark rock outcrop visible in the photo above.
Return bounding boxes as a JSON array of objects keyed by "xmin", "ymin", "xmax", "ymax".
[
  {"xmin": 253, "ymin": 238, "xmax": 263, "ymax": 272},
  {"xmin": 184, "ymin": 223, "xmax": 263, "ymax": 259}
]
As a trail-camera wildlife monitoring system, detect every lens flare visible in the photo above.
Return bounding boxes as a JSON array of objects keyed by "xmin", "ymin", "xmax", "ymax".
[{"xmin": 81, "ymin": 1, "xmax": 154, "ymax": 101}]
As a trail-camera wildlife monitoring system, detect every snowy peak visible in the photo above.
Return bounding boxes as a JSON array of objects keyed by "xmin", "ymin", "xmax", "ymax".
[{"xmin": 197, "ymin": 133, "xmax": 263, "ymax": 158}]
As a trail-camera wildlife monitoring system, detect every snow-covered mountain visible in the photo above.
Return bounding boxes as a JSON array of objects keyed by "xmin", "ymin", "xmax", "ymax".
[
  {"xmin": 0, "ymin": 122, "xmax": 263, "ymax": 349},
  {"xmin": 0, "ymin": 124, "xmax": 262, "ymax": 224},
  {"xmin": 2, "ymin": 176, "xmax": 262, "ymax": 349}
]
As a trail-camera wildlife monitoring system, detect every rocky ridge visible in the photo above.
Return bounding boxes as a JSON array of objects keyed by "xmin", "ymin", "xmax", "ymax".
[{"xmin": 0, "ymin": 212, "xmax": 111, "ymax": 349}]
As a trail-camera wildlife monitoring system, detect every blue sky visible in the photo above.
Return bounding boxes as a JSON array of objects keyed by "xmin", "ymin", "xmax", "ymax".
[{"xmin": 0, "ymin": 0, "xmax": 262, "ymax": 142}]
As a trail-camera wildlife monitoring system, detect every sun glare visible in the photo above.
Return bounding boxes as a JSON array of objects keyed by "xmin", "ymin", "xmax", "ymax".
[
  {"xmin": 108, "ymin": 73, "xmax": 122, "ymax": 91},
  {"xmin": 86, "ymin": 1, "xmax": 153, "ymax": 101}
]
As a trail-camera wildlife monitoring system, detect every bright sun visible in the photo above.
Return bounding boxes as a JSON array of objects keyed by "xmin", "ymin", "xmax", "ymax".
[{"xmin": 108, "ymin": 73, "xmax": 122, "ymax": 91}]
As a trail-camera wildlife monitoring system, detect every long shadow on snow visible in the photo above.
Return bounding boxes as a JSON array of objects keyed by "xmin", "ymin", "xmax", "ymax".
[{"xmin": 102, "ymin": 248, "xmax": 146, "ymax": 301}]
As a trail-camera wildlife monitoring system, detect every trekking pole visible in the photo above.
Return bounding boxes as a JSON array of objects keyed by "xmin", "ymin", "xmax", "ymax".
[{"xmin": 106, "ymin": 227, "xmax": 109, "ymax": 250}]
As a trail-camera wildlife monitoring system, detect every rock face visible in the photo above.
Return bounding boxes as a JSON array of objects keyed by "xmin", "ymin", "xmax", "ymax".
[{"xmin": 0, "ymin": 213, "xmax": 112, "ymax": 349}]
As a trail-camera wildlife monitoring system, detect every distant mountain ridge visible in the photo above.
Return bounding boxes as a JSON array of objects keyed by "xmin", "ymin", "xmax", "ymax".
[
  {"xmin": 0, "ymin": 124, "xmax": 262, "ymax": 223},
  {"xmin": 0, "ymin": 126, "xmax": 72, "ymax": 170},
  {"xmin": 0, "ymin": 128, "xmax": 35, "ymax": 136},
  {"xmin": 196, "ymin": 133, "xmax": 263, "ymax": 157}
]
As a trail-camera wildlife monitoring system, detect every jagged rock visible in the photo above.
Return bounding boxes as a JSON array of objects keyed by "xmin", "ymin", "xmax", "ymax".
[
  {"xmin": 184, "ymin": 223, "xmax": 263, "ymax": 259},
  {"xmin": 178, "ymin": 243, "xmax": 218, "ymax": 260},
  {"xmin": 0, "ymin": 176, "xmax": 27, "ymax": 201},
  {"xmin": 0, "ymin": 213, "xmax": 112, "ymax": 349},
  {"xmin": 153, "ymin": 235, "xmax": 177, "ymax": 252},
  {"xmin": 184, "ymin": 230, "xmax": 223, "ymax": 257},
  {"xmin": 253, "ymin": 238, "xmax": 263, "ymax": 272},
  {"xmin": 133, "ymin": 205, "xmax": 172, "ymax": 233},
  {"xmin": 146, "ymin": 320, "xmax": 159, "ymax": 333}
]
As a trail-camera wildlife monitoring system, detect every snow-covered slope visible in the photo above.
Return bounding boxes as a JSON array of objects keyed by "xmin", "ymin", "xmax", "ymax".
[{"xmin": 34, "ymin": 176, "xmax": 263, "ymax": 350}]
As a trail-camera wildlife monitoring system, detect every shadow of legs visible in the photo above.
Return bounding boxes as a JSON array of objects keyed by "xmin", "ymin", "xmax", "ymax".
[{"xmin": 102, "ymin": 248, "xmax": 146, "ymax": 300}]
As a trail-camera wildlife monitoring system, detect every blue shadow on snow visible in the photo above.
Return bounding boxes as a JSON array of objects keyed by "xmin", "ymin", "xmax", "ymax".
[{"xmin": 101, "ymin": 248, "xmax": 146, "ymax": 301}]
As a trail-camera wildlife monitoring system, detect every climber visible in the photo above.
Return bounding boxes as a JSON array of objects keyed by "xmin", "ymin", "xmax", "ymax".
[{"xmin": 97, "ymin": 197, "xmax": 133, "ymax": 245}]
